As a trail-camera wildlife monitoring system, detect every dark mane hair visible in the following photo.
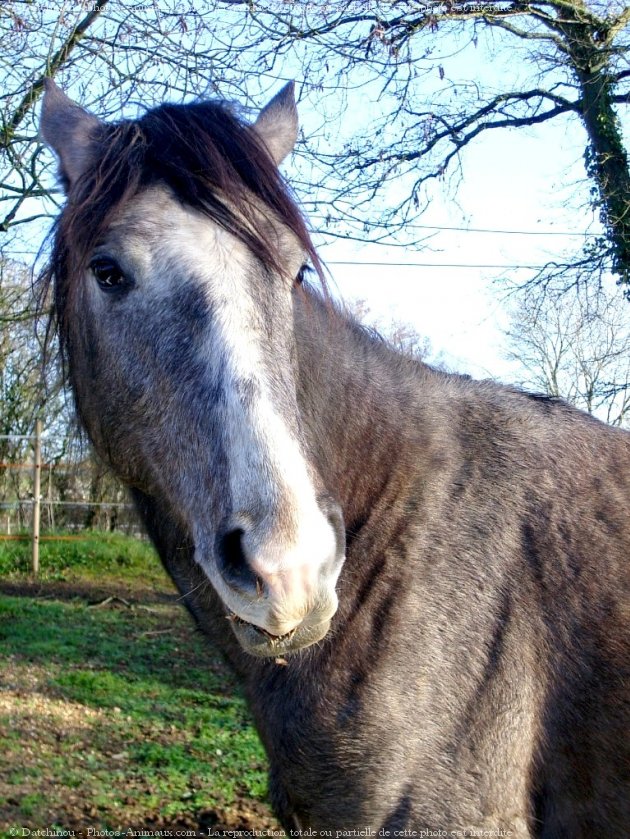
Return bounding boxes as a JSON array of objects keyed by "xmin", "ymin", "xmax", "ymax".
[{"xmin": 42, "ymin": 99, "xmax": 321, "ymax": 349}]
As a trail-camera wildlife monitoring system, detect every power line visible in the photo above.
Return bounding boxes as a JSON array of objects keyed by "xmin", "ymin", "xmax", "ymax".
[
  {"xmin": 5, "ymin": 254, "xmax": 548, "ymax": 270},
  {"xmin": 311, "ymin": 217, "xmax": 602, "ymax": 238},
  {"xmin": 399, "ymin": 223, "xmax": 599, "ymax": 237},
  {"xmin": 327, "ymin": 260, "xmax": 543, "ymax": 270},
  {"xmin": 5, "ymin": 224, "xmax": 601, "ymax": 260},
  {"xmin": 7, "ymin": 250, "xmax": 550, "ymax": 270}
]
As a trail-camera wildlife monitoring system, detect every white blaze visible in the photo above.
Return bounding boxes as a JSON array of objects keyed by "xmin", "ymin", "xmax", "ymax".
[{"xmin": 137, "ymin": 191, "xmax": 340, "ymax": 633}]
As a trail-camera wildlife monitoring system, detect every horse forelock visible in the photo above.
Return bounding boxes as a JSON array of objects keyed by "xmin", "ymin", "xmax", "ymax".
[{"xmin": 41, "ymin": 98, "xmax": 321, "ymax": 358}]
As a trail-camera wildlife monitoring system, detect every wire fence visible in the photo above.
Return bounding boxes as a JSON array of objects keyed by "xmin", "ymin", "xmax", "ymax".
[{"xmin": 0, "ymin": 424, "xmax": 140, "ymax": 574}]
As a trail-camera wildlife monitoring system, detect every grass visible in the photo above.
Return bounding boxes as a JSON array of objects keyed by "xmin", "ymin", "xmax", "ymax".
[
  {"xmin": 0, "ymin": 531, "xmax": 278, "ymax": 834},
  {"xmin": 0, "ymin": 529, "xmax": 166, "ymax": 589}
]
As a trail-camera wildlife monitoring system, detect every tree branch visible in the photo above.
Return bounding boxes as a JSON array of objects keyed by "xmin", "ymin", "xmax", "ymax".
[
  {"xmin": 486, "ymin": 16, "xmax": 570, "ymax": 53},
  {"xmin": 0, "ymin": 1, "xmax": 109, "ymax": 149},
  {"xmin": 364, "ymin": 88, "xmax": 578, "ymax": 170}
]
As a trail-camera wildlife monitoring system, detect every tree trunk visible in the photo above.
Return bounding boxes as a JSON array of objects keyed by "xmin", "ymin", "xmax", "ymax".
[
  {"xmin": 579, "ymin": 70, "xmax": 630, "ymax": 281},
  {"xmin": 565, "ymin": 18, "xmax": 630, "ymax": 288}
]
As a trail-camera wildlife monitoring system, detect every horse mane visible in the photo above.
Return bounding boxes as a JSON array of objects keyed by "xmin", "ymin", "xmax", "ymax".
[{"xmin": 41, "ymin": 98, "xmax": 321, "ymax": 351}]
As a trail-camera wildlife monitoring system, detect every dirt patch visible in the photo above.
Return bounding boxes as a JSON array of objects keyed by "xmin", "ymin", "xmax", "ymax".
[
  {"xmin": 0, "ymin": 577, "xmax": 178, "ymax": 605},
  {"xmin": 0, "ymin": 679, "xmax": 104, "ymax": 728},
  {"xmin": 0, "ymin": 676, "xmax": 280, "ymax": 835}
]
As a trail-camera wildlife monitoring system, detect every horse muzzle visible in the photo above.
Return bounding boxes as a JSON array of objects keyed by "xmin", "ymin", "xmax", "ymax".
[{"xmin": 196, "ymin": 496, "xmax": 346, "ymax": 657}]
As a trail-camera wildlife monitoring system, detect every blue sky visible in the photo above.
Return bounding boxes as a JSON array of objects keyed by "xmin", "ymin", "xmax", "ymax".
[{"xmin": 315, "ymin": 112, "xmax": 596, "ymax": 382}]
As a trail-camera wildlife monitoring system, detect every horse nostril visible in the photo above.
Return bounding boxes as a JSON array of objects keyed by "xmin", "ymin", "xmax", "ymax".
[{"xmin": 216, "ymin": 527, "xmax": 263, "ymax": 597}]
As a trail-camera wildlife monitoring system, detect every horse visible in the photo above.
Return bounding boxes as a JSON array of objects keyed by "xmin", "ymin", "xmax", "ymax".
[{"xmin": 39, "ymin": 79, "xmax": 629, "ymax": 837}]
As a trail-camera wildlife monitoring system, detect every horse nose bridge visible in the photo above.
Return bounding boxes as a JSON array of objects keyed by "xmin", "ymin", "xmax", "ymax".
[{"xmin": 219, "ymin": 367, "xmax": 323, "ymax": 521}]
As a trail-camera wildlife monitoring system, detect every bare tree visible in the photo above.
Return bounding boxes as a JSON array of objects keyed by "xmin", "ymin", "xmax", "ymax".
[
  {"xmin": 0, "ymin": 0, "xmax": 273, "ymax": 250},
  {"xmin": 507, "ymin": 282, "xmax": 630, "ymax": 425},
  {"xmin": 241, "ymin": 1, "xmax": 630, "ymax": 294},
  {"xmin": 0, "ymin": 258, "xmax": 45, "ymax": 520},
  {"xmin": 344, "ymin": 296, "xmax": 450, "ymax": 366}
]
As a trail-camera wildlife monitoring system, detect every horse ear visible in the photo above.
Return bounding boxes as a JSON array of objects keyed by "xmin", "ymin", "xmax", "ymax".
[
  {"xmin": 40, "ymin": 78, "xmax": 103, "ymax": 191},
  {"xmin": 253, "ymin": 82, "xmax": 298, "ymax": 166}
]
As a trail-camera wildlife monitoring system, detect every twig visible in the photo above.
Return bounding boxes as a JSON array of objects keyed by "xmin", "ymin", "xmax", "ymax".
[{"xmin": 87, "ymin": 595, "xmax": 132, "ymax": 609}]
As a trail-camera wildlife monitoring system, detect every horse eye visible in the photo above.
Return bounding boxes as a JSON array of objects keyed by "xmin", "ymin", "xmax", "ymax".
[
  {"xmin": 295, "ymin": 264, "xmax": 312, "ymax": 287},
  {"xmin": 89, "ymin": 258, "xmax": 127, "ymax": 291}
]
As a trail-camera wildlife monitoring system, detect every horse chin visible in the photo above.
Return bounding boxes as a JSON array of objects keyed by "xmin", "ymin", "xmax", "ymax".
[{"xmin": 228, "ymin": 611, "xmax": 331, "ymax": 658}]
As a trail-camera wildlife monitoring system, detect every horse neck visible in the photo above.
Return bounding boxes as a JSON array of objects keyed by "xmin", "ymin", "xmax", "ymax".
[{"xmin": 294, "ymin": 289, "xmax": 431, "ymax": 532}]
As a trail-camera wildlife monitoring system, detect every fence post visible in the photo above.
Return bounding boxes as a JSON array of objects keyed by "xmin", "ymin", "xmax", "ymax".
[{"xmin": 32, "ymin": 419, "xmax": 42, "ymax": 576}]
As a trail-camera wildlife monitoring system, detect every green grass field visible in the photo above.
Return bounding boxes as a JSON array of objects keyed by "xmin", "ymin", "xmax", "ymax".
[
  {"xmin": 0, "ymin": 532, "xmax": 279, "ymax": 835},
  {"xmin": 0, "ymin": 530, "xmax": 166, "ymax": 588}
]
